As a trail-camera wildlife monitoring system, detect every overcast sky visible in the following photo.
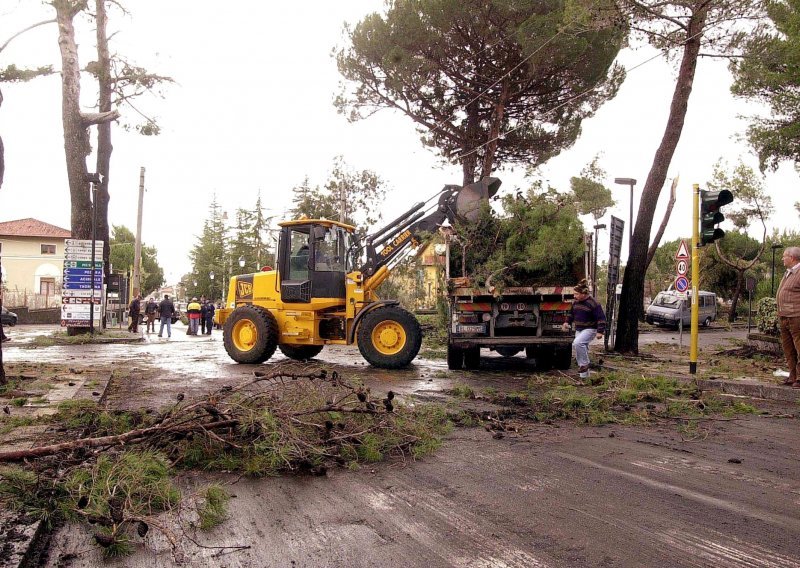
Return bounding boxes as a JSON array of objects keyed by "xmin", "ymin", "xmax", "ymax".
[{"xmin": 1, "ymin": 1, "xmax": 797, "ymax": 285}]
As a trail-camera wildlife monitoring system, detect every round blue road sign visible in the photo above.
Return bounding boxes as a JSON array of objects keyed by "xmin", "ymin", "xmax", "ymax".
[{"xmin": 675, "ymin": 275, "xmax": 689, "ymax": 292}]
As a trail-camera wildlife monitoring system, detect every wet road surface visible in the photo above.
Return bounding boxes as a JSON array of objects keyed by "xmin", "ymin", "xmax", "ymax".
[{"xmin": 7, "ymin": 324, "xmax": 797, "ymax": 568}]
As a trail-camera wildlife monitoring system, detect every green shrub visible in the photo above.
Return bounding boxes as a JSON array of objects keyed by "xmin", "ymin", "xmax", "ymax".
[{"xmin": 756, "ymin": 297, "xmax": 779, "ymax": 336}]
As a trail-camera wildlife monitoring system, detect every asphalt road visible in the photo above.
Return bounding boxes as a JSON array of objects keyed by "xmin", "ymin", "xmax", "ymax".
[{"xmin": 5, "ymin": 324, "xmax": 798, "ymax": 567}]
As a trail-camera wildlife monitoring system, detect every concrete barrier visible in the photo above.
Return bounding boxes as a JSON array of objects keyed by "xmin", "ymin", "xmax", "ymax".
[{"xmin": 8, "ymin": 306, "xmax": 61, "ymax": 325}]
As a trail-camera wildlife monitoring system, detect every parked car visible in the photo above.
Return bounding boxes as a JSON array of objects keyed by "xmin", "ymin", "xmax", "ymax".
[
  {"xmin": 645, "ymin": 290, "xmax": 717, "ymax": 328},
  {"xmin": 1, "ymin": 306, "xmax": 18, "ymax": 327}
]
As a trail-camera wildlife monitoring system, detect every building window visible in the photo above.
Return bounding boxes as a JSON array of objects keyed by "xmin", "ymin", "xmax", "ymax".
[
  {"xmin": 40, "ymin": 278, "xmax": 56, "ymax": 296},
  {"xmin": 41, "ymin": 244, "xmax": 56, "ymax": 255}
]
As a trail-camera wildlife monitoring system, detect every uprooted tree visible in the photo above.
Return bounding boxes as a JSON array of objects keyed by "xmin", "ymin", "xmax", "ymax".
[
  {"xmin": 0, "ymin": 367, "xmax": 452, "ymax": 557},
  {"xmin": 336, "ymin": 0, "xmax": 626, "ymax": 186}
]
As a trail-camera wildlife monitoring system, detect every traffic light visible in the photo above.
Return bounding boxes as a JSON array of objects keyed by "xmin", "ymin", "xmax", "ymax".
[{"xmin": 699, "ymin": 189, "xmax": 733, "ymax": 246}]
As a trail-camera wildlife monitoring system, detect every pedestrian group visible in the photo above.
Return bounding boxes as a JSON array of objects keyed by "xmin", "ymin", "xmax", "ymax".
[{"xmin": 126, "ymin": 293, "xmax": 216, "ymax": 339}]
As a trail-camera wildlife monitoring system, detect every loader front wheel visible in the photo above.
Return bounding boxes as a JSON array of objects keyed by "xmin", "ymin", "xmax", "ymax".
[
  {"xmin": 279, "ymin": 344, "xmax": 324, "ymax": 361},
  {"xmin": 357, "ymin": 306, "xmax": 422, "ymax": 369},
  {"xmin": 223, "ymin": 305, "xmax": 279, "ymax": 364}
]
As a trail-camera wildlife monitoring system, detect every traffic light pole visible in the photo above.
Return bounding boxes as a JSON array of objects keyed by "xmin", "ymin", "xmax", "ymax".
[{"xmin": 690, "ymin": 184, "xmax": 700, "ymax": 374}]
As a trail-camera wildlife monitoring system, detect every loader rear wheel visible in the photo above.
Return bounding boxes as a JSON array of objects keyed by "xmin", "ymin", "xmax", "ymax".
[
  {"xmin": 279, "ymin": 344, "xmax": 324, "ymax": 361},
  {"xmin": 223, "ymin": 305, "xmax": 279, "ymax": 364},
  {"xmin": 447, "ymin": 345, "xmax": 464, "ymax": 370},
  {"xmin": 357, "ymin": 306, "xmax": 422, "ymax": 369}
]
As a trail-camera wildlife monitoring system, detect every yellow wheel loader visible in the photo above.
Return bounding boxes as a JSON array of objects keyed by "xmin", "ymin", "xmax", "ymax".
[{"xmin": 217, "ymin": 178, "xmax": 501, "ymax": 368}]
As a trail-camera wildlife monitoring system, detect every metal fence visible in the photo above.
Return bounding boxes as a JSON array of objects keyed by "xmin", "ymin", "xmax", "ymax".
[{"xmin": 3, "ymin": 289, "xmax": 61, "ymax": 310}]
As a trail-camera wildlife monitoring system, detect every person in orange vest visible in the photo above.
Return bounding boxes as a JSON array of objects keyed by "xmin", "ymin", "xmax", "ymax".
[{"xmin": 187, "ymin": 297, "xmax": 202, "ymax": 335}]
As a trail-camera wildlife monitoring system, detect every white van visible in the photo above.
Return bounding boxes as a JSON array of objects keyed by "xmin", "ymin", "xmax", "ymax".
[{"xmin": 645, "ymin": 290, "xmax": 717, "ymax": 328}]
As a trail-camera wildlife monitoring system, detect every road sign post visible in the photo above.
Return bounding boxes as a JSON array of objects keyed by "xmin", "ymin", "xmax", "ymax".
[{"xmin": 690, "ymin": 186, "xmax": 700, "ymax": 374}]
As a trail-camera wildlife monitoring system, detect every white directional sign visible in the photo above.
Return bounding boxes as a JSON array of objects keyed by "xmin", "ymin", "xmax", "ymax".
[{"xmin": 63, "ymin": 239, "xmax": 104, "ymax": 327}]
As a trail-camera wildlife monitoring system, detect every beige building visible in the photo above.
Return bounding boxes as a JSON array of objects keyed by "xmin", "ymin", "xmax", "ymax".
[{"xmin": 0, "ymin": 218, "xmax": 71, "ymax": 308}]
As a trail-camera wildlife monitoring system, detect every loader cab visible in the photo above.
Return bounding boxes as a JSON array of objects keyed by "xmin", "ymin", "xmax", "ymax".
[{"xmin": 277, "ymin": 220, "xmax": 356, "ymax": 303}]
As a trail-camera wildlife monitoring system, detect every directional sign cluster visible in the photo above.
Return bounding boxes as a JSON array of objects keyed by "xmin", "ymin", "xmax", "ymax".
[{"xmin": 62, "ymin": 239, "xmax": 104, "ymax": 327}]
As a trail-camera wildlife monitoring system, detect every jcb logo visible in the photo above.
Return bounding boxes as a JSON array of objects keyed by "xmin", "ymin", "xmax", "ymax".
[{"xmin": 237, "ymin": 280, "xmax": 253, "ymax": 299}]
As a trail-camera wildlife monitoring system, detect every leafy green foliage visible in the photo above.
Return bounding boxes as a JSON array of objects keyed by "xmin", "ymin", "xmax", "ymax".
[
  {"xmin": 571, "ymin": 156, "xmax": 615, "ymax": 221},
  {"xmin": 450, "ymin": 181, "xmax": 584, "ymax": 286},
  {"xmin": 336, "ymin": 0, "xmax": 625, "ymax": 184},
  {"xmin": 0, "ymin": 64, "xmax": 54, "ymax": 82},
  {"xmin": 109, "ymin": 225, "xmax": 165, "ymax": 295},
  {"xmin": 731, "ymin": 0, "xmax": 800, "ymax": 170},
  {"xmin": 196, "ymin": 484, "xmax": 230, "ymax": 530},
  {"xmin": 756, "ymin": 297, "xmax": 779, "ymax": 336}
]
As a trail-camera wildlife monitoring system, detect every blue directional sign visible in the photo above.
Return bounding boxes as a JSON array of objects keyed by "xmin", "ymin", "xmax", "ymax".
[
  {"xmin": 64, "ymin": 275, "xmax": 102, "ymax": 284},
  {"xmin": 63, "ymin": 268, "xmax": 97, "ymax": 276},
  {"xmin": 63, "ymin": 283, "xmax": 102, "ymax": 290}
]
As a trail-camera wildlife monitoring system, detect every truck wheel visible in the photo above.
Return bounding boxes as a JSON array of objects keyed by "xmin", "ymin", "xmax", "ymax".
[
  {"xmin": 496, "ymin": 346, "xmax": 522, "ymax": 358},
  {"xmin": 357, "ymin": 306, "xmax": 422, "ymax": 369},
  {"xmin": 447, "ymin": 345, "xmax": 464, "ymax": 370},
  {"xmin": 463, "ymin": 347, "xmax": 480, "ymax": 370},
  {"xmin": 525, "ymin": 345, "xmax": 536, "ymax": 359},
  {"xmin": 223, "ymin": 305, "xmax": 279, "ymax": 364},
  {"xmin": 279, "ymin": 344, "xmax": 324, "ymax": 361},
  {"xmin": 702, "ymin": 317, "xmax": 711, "ymax": 327},
  {"xmin": 532, "ymin": 346, "xmax": 553, "ymax": 371},
  {"xmin": 554, "ymin": 345, "xmax": 573, "ymax": 370}
]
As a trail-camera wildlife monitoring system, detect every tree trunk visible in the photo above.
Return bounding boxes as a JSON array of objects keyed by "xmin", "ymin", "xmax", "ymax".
[
  {"xmin": 480, "ymin": 78, "xmax": 509, "ymax": 180},
  {"xmin": 95, "ymin": 0, "xmax": 113, "ymax": 309},
  {"xmin": 729, "ymin": 269, "xmax": 745, "ymax": 323},
  {"xmin": 54, "ymin": 0, "xmax": 92, "ymax": 239},
  {"xmin": 614, "ymin": 6, "xmax": 708, "ymax": 354},
  {"xmin": 646, "ymin": 177, "xmax": 678, "ymax": 267}
]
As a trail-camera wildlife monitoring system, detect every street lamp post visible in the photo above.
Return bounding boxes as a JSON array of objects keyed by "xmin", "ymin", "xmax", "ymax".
[
  {"xmin": 592, "ymin": 223, "xmax": 606, "ymax": 297},
  {"xmin": 771, "ymin": 243, "xmax": 784, "ymax": 295},
  {"xmin": 86, "ymin": 173, "xmax": 103, "ymax": 334},
  {"xmin": 614, "ymin": 177, "xmax": 637, "ymax": 247}
]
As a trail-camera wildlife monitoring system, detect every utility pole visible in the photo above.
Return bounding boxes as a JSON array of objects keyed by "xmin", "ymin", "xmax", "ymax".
[
  {"xmin": 132, "ymin": 167, "xmax": 145, "ymax": 298},
  {"xmin": 339, "ymin": 183, "xmax": 346, "ymax": 223}
]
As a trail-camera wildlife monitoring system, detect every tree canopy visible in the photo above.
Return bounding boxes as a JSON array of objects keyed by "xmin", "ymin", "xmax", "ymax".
[
  {"xmin": 731, "ymin": 0, "xmax": 800, "ymax": 170},
  {"xmin": 336, "ymin": 0, "xmax": 626, "ymax": 185},
  {"xmin": 109, "ymin": 225, "xmax": 164, "ymax": 295},
  {"xmin": 289, "ymin": 156, "xmax": 386, "ymax": 239}
]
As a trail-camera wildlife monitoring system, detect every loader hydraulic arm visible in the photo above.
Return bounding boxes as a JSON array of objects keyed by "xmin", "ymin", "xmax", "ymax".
[{"xmin": 358, "ymin": 177, "xmax": 502, "ymax": 282}]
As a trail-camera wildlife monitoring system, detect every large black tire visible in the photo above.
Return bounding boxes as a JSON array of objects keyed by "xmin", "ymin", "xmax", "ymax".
[
  {"xmin": 525, "ymin": 345, "xmax": 536, "ymax": 359},
  {"xmin": 447, "ymin": 345, "xmax": 464, "ymax": 370},
  {"xmin": 279, "ymin": 344, "xmax": 324, "ymax": 361},
  {"xmin": 357, "ymin": 305, "xmax": 422, "ymax": 369},
  {"xmin": 531, "ymin": 345, "xmax": 553, "ymax": 371},
  {"xmin": 463, "ymin": 347, "xmax": 481, "ymax": 370},
  {"xmin": 702, "ymin": 317, "xmax": 711, "ymax": 328},
  {"xmin": 554, "ymin": 345, "xmax": 573, "ymax": 370},
  {"xmin": 223, "ymin": 305, "xmax": 279, "ymax": 364},
  {"xmin": 496, "ymin": 346, "xmax": 522, "ymax": 358}
]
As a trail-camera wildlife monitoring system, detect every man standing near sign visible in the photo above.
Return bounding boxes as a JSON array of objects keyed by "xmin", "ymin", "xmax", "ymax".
[
  {"xmin": 127, "ymin": 294, "xmax": 141, "ymax": 333},
  {"xmin": 777, "ymin": 247, "xmax": 800, "ymax": 388}
]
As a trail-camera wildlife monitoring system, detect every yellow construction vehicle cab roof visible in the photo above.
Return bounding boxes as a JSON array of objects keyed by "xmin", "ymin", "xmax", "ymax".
[{"xmin": 278, "ymin": 219, "xmax": 356, "ymax": 232}]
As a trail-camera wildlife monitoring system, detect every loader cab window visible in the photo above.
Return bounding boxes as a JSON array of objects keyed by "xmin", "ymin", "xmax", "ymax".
[
  {"xmin": 312, "ymin": 226, "xmax": 350, "ymax": 273},
  {"xmin": 288, "ymin": 229, "xmax": 311, "ymax": 281}
]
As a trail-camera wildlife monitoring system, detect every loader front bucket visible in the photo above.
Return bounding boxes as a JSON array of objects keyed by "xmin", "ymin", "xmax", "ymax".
[{"xmin": 454, "ymin": 177, "xmax": 502, "ymax": 222}]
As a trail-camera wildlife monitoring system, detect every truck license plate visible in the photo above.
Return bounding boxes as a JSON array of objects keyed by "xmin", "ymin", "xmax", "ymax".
[{"xmin": 456, "ymin": 324, "xmax": 485, "ymax": 333}]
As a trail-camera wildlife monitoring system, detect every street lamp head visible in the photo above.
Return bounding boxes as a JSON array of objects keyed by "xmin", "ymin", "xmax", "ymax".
[
  {"xmin": 614, "ymin": 177, "xmax": 637, "ymax": 186},
  {"xmin": 593, "ymin": 223, "xmax": 607, "ymax": 230},
  {"xmin": 771, "ymin": 243, "xmax": 784, "ymax": 250},
  {"xmin": 193, "ymin": 281, "xmax": 198, "ymax": 287},
  {"xmin": 239, "ymin": 256, "xmax": 246, "ymax": 268},
  {"xmin": 209, "ymin": 271, "xmax": 215, "ymax": 280}
]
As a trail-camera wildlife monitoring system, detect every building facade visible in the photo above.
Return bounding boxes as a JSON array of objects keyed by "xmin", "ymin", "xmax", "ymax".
[{"xmin": 0, "ymin": 218, "xmax": 71, "ymax": 308}]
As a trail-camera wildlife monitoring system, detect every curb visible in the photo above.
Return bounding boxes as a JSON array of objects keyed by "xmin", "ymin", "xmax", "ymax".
[{"xmin": 697, "ymin": 378, "xmax": 800, "ymax": 403}]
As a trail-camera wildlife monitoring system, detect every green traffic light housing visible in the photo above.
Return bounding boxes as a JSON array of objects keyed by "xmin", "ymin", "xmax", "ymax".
[{"xmin": 699, "ymin": 189, "xmax": 733, "ymax": 246}]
